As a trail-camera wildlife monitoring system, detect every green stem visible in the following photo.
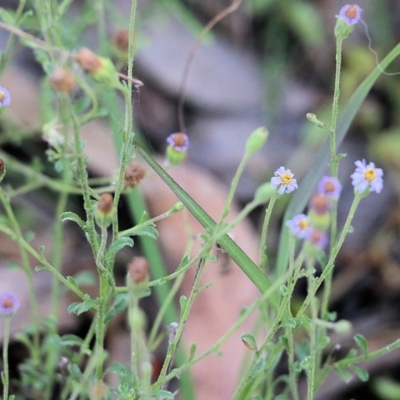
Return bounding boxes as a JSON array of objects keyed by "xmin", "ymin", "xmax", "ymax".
[
  {"xmin": 0, "ymin": 190, "xmax": 41, "ymax": 361},
  {"xmin": 0, "ymin": 225, "xmax": 86, "ymax": 300},
  {"xmin": 95, "ymin": 271, "xmax": 109, "ymax": 379},
  {"xmin": 306, "ymin": 261, "xmax": 318, "ymax": 400},
  {"xmin": 2, "ymin": 317, "xmax": 11, "ymax": 400},
  {"xmin": 259, "ymin": 194, "xmax": 278, "ymax": 269},
  {"xmin": 153, "ymin": 255, "xmax": 209, "ymax": 390},
  {"xmin": 330, "ymin": 38, "xmax": 343, "ymax": 177},
  {"xmin": 296, "ymin": 192, "xmax": 362, "ymax": 319}
]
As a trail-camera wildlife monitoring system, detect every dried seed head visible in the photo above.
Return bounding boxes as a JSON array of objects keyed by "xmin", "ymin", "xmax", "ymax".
[
  {"xmin": 124, "ymin": 163, "xmax": 146, "ymax": 189},
  {"xmin": 95, "ymin": 193, "xmax": 114, "ymax": 228},
  {"xmin": 50, "ymin": 67, "xmax": 76, "ymax": 93},
  {"xmin": 97, "ymin": 193, "xmax": 113, "ymax": 215},
  {"xmin": 113, "ymin": 29, "xmax": 131, "ymax": 53},
  {"xmin": 127, "ymin": 257, "xmax": 150, "ymax": 285},
  {"xmin": 75, "ymin": 48, "xmax": 103, "ymax": 73}
]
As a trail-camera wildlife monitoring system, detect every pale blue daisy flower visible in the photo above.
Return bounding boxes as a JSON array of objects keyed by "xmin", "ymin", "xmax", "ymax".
[
  {"xmin": 339, "ymin": 4, "xmax": 362, "ymax": 25},
  {"xmin": 271, "ymin": 167, "xmax": 298, "ymax": 195},
  {"xmin": 351, "ymin": 159, "xmax": 383, "ymax": 194}
]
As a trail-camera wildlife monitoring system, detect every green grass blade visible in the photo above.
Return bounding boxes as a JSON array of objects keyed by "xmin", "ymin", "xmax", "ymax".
[
  {"xmin": 276, "ymin": 42, "xmax": 400, "ymax": 277},
  {"xmin": 136, "ymin": 143, "xmax": 279, "ymax": 310}
]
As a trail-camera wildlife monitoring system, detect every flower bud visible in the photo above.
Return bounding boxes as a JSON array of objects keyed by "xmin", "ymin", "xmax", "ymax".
[
  {"xmin": 50, "ymin": 67, "xmax": 75, "ymax": 93},
  {"xmin": 75, "ymin": 48, "xmax": 120, "ymax": 88},
  {"xmin": 94, "ymin": 193, "xmax": 114, "ymax": 228},
  {"xmin": 245, "ymin": 127, "xmax": 268, "ymax": 154},
  {"xmin": 0, "ymin": 159, "xmax": 5, "ymax": 182},
  {"xmin": 308, "ymin": 194, "xmax": 331, "ymax": 231},
  {"xmin": 254, "ymin": 183, "xmax": 275, "ymax": 204}
]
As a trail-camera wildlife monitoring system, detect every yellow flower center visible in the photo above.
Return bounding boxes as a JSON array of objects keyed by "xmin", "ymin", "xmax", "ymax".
[
  {"xmin": 297, "ymin": 219, "xmax": 309, "ymax": 231},
  {"xmin": 345, "ymin": 5, "xmax": 358, "ymax": 19},
  {"xmin": 280, "ymin": 173, "xmax": 293, "ymax": 185},
  {"xmin": 0, "ymin": 91, "xmax": 5, "ymax": 101},
  {"xmin": 364, "ymin": 168, "xmax": 376, "ymax": 182}
]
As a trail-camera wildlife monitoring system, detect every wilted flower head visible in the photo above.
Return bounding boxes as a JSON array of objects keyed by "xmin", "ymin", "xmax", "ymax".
[
  {"xmin": 166, "ymin": 133, "xmax": 189, "ymax": 165},
  {"xmin": 306, "ymin": 228, "xmax": 329, "ymax": 250},
  {"xmin": 318, "ymin": 176, "xmax": 342, "ymax": 200},
  {"xmin": 309, "ymin": 193, "xmax": 331, "ymax": 215},
  {"xmin": 270, "ymin": 167, "xmax": 298, "ymax": 195},
  {"xmin": 286, "ymin": 214, "xmax": 312, "ymax": 239},
  {"xmin": 350, "ymin": 159, "xmax": 384, "ymax": 194},
  {"xmin": 0, "ymin": 292, "xmax": 20, "ymax": 316},
  {"xmin": 339, "ymin": 4, "xmax": 362, "ymax": 25},
  {"xmin": 0, "ymin": 87, "xmax": 11, "ymax": 108}
]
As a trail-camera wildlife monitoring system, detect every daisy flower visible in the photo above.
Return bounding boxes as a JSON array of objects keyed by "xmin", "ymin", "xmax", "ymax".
[{"xmin": 270, "ymin": 167, "xmax": 298, "ymax": 195}]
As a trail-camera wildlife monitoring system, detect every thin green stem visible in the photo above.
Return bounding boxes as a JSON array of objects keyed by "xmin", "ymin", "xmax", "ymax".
[
  {"xmin": 2, "ymin": 317, "xmax": 11, "ymax": 400},
  {"xmin": 297, "ymin": 193, "xmax": 362, "ymax": 319},
  {"xmin": 330, "ymin": 38, "xmax": 343, "ymax": 178},
  {"xmin": 306, "ymin": 261, "xmax": 318, "ymax": 400},
  {"xmin": 0, "ymin": 190, "xmax": 41, "ymax": 361},
  {"xmin": 259, "ymin": 194, "xmax": 278, "ymax": 269},
  {"xmin": 0, "ymin": 225, "xmax": 86, "ymax": 300},
  {"xmin": 153, "ymin": 255, "xmax": 209, "ymax": 390}
]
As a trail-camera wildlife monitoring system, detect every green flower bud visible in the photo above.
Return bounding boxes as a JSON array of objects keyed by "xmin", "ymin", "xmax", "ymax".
[
  {"xmin": 334, "ymin": 17, "xmax": 355, "ymax": 41},
  {"xmin": 94, "ymin": 193, "xmax": 115, "ymax": 228},
  {"xmin": 246, "ymin": 127, "xmax": 269, "ymax": 154},
  {"xmin": 254, "ymin": 183, "xmax": 275, "ymax": 204}
]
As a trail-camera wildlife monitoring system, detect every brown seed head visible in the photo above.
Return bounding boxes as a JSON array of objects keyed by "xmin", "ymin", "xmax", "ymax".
[
  {"xmin": 128, "ymin": 257, "xmax": 150, "ymax": 284},
  {"xmin": 97, "ymin": 193, "xmax": 113, "ymax": 215},
  {"xmin": 75, "ymin": 48, "xmax": 103, "ymax": 73},
  {"xmin": 124, "ymin": 163, "xmax": 146, "ymax": 188},
  {"xmin": 50, "ymin": 67, "xmax": 76, "ymax": 93},
  {"xmin": 310, "ymin": 193, "xmax": 331, "ymax": 215},
  {"xmin": 113, "ymin": 29, "xmax": 131, "ymax": 53}
]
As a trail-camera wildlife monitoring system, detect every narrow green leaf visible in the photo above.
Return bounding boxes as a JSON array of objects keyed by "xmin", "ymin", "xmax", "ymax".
[
  {"xmin": 276, "ymin": 42, "xmax": 400, "ymax": 277},
  {"xmin": 131, "ymin": 224, "xmax": 158, "ymax": 240},
  {"xmin": 354, "ymin": 333, "xmax": 368, "ymax": 354},
  {"xmin": 61, "ymin": 211, "xmax": 86, "ymax": 230},
  {"xmin": 352, "ymin": 365, "xmax": 369, "ymax": 382},
  {"xmin": 136, "ymin": 143, "xmax": 279, "ymax": 311},
  {"xmin": 104, "ymin": 237, "xmax": 134, "ymax": 259}
]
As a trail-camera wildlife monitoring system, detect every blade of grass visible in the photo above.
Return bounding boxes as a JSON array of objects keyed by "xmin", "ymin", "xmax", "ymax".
[
  {"xmin": 136, "ymin": 142, "xmax": 279, "ymax": 311},
  {"xmin": 276, "ymin": 42, "xmax": 400, "ymax": 278}
]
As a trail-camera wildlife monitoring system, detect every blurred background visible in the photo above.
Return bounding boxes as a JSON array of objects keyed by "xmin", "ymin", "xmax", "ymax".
[{"xmin": 2, "ymin": 0, "xmax": 400, "ymax": 398}]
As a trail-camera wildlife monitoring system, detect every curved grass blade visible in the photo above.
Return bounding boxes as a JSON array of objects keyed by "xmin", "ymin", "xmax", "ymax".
[
  {"xmin": 276, "ymin": 42, "xmax": 400, "ymax": 277},
  {"xmin": 136, "ymin": 143, "xmax": 279, "ymax": 310}
]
